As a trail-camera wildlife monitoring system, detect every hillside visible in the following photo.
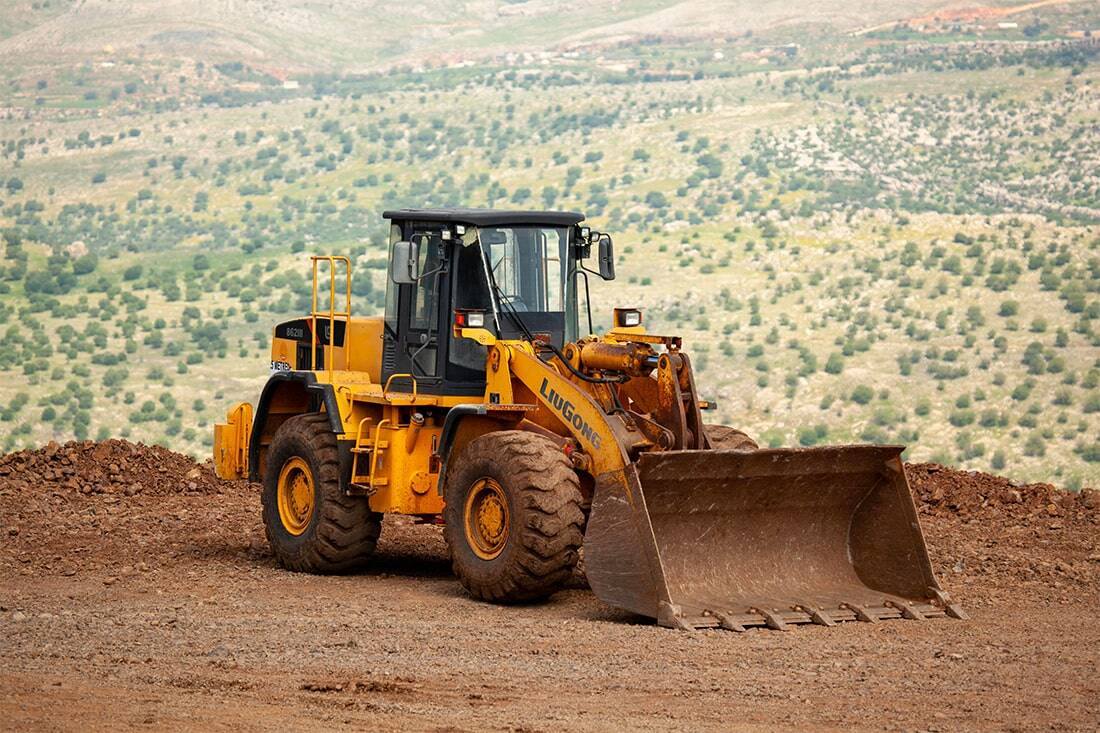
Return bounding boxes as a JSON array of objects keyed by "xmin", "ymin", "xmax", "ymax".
[
  {"xmin": 0, "ymin": 0, "xmax": 959, "ymax": 72},
  {"xmin": 0, "ymin": 0, "xmax": 1098, "ymax": 488}
]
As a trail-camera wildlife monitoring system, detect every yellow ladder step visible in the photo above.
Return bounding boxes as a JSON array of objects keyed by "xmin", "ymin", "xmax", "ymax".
[{"xmin": 351, "ymin": 440, "xmax": 388, "ymax": 453}]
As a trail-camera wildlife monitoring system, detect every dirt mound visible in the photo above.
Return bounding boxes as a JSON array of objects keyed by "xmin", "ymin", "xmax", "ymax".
[
  {"xmin": 0, "ymin": 439, "xmax": 255, "ymax": 582},
  {"xmin": 0, "ymin": 440, "xmax": 1096, "ymax": 590},
  {"xmin": 907, "ymin": 461, "xmax": 1098, "ymax": 524},
  {"xmin": 0, "ymin": 439, "xmax": 223, "ymax": 498},
  {"xmin": 1, "ymin": 439, "xmax": 1096, "ymax": 522}
]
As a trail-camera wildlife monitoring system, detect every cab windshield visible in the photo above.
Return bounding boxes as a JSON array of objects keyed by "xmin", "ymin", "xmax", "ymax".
[
  {"xmin": 449, "ymin": 225, "xmax": 579, "ymax": 375},
  {"xmin": 482, "ymin": 226, "xmax": 568, "ymax": 312}
]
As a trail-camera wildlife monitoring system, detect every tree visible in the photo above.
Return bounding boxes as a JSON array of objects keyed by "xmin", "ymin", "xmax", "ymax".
[
  {"xmin": 696, "ymin": 153, "xmax": 723, "ymax": 179},
  {"xmin": 72, "ymin": 254, "xmax": 98, "ymax": 275},
  {"xmin": 850, "ymin": 385, "xmax": 874, "ymax": 404},
  {"xmin": 644, "ymin": 191, "xmax": 668, "ymax": 209}
]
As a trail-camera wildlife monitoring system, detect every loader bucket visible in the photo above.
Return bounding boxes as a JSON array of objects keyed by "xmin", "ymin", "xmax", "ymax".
[{"xmin": 582, "ymin": 445, "xmax": 965, "ymax": 631}]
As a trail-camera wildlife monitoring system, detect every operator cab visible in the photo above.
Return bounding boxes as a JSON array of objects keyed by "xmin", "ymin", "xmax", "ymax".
[{"xmin": 381, "ymin": 208, "xmax": 614, "ymax": 396}]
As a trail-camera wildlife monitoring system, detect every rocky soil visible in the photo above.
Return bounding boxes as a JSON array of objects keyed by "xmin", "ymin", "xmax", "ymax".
[{"xmin": 1, "ymin": 440, "xmax": 1098, "ymax": 731}]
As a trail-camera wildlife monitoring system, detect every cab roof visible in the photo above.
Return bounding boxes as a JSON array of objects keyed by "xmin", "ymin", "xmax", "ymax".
[{"xmin": 382, "ymin": 208, "xmax": 585, "ymax": 227}]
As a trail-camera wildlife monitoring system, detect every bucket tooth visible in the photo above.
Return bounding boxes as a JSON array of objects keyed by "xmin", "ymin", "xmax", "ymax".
[
  {"xmin": 807, "ymin": 607, "xmax": 837, "ymax": 627},
  {"xmin": 930, "ymin": 588, "xmax": 969, "ymax": 620},
  {"xmin": 713, "ymin": 611, "xmax": 746, "ymax": 632},
  {"xmin": 754, "ymin": 608, "xmax": 790, "ymax": 631},
  {"xmin": 887, "ymin": 601, "xmax": 925, "ymax": 621},
  {"xmin": 844, "ymin": 603, "xmax": 879, "ymax": 623},
  {"xmin": 657, "ymin": 601, "xmax": 695, "ymax": 631},
  {"xmin": 944, "ymin": 604, "xmax": 968, "ymax": 620}
]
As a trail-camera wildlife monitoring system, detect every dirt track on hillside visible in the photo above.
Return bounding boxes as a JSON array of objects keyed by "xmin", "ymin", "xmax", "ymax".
[{"xmin": 2, "ymin": 441, "xmax": 1098, "ymax": 731}]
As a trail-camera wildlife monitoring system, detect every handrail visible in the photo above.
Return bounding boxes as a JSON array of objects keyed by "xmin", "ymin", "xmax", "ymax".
[
  {"xmin": 309, "ymin": 255, "xmax": 352, "ymax": 383},
  {"xmin": 383, "ymin": 372, "xmax": 418, "ymax": 398},
  {"xmin": 369, "ymin": 418, "xmax": 392, "ymax": 491},
  {"xmin": 353, "ymin": 416, "xmax": 374, "ymax": 451},
  {"xmin": 349, "ymin": 415, "xmax": 374, "ymax": 487}
]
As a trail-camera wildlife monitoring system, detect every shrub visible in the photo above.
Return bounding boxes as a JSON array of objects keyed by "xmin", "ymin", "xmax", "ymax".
[
  {"xmin": 797, "ymin": 426, "xmax": 820, "ymax": 446},
  {"xmin": 999, "ymin": 300, "xmax": 1019, "ymax": 317},
  {"xmin": 850, "ymin": 385, "xmax": 873, "ymax": 404},
  {"xmin": 1023, "ymin": 433, "xmax": 1046, "ymax": 457},
  {"xmin": 860, "ymin": 425, "xmax": 890, "ymax": 444},
  {"xmin": 824, "ymin": 353, "xmax": 844, "ymax": 374},
  {"xmin": 72, "ymin": 255, "xmax": 98, "ymax": 275},
  {"xmin": 760, "ymin": 428, "xmax": 784, "ymax": 448},
  {"xmin": 949, "ymin": 409, "xmax": 975, "ymax": 427},
  {"xmin": 1011, "ymin": 382, "xmax": 1034, "ymax": 401}
]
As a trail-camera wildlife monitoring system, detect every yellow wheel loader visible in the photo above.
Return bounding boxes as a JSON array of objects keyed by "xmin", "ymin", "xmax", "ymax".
[{"xmin": 213, "ymin": 208, "xmax": 965, "ymax": 631}]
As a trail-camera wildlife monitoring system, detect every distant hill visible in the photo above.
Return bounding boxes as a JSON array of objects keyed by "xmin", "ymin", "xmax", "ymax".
[{"xmin": 0, "ymin": 0, "xmax": 956, "ymax": 72}]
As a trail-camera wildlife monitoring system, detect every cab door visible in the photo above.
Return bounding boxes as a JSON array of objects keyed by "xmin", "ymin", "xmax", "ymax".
[{"xmin": 382, "ymin": 225, "xmax": 446, "ymax": 387}]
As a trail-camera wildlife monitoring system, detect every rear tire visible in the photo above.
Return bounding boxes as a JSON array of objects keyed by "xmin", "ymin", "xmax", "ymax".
[
  {"xmin": 262, "ymin": 413, "xmax": 381, "ymax": 573},
  {"xmin": 444, "ymin": 430, "xmax": 585, "ymax": 603},
  {"xmin": 705, "ymin": 423, "xmax": 759, "ymax": 451}
]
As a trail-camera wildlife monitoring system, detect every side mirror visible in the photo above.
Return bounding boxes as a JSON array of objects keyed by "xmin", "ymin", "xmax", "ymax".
[
  {"xmin": 597, "ymin": 234, "xmax": 615, "ymax": 281},
  {"xmin": 389, "ymin": 240, "xmax": 419, "ymax": 284}
]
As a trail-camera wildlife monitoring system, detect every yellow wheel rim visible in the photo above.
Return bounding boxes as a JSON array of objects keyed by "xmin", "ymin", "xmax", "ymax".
[
  {"xmin": 277, "ymin": 456, "xmax": 315, "ymax": 536},
  {"xmin": 464, "ymin": 477, "xmax": 509, "ymax": 560}
]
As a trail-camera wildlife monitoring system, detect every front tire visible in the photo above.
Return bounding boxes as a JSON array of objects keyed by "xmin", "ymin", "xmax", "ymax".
[
  {"xmin": 262, "ymin": 413, "xmax": 381, "ymax": 573},
  {"xmin": 444, "ymin": 430, "xmax": 585, "ymax": 603}
]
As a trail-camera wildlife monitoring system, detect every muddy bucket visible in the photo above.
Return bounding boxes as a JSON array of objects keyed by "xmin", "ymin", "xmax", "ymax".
[{"xmin": 583, "ymin": 445, "xmax": 965, "ymax": 630}]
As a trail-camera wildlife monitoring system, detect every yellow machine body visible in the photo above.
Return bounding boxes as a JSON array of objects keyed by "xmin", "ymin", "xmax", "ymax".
[{"xmin": 215, "ymin": 231, "xmax": 964, "ymax": 631}]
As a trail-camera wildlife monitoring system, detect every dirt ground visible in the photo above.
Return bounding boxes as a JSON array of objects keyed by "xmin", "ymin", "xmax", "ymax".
[{"xmin": 2, "ymin": 441, "xmax": 1098, "ymax": 731}]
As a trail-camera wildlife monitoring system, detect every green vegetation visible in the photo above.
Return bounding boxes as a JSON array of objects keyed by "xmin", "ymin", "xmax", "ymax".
[{"xmin": 0, "ymin": 1, "xmax": 1098, "ymax": 489}]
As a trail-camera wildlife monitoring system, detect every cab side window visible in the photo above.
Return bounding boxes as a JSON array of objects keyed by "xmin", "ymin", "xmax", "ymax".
[{"xmin": 411, "ymin": 233, "xmax": 440, "ymax": 331}]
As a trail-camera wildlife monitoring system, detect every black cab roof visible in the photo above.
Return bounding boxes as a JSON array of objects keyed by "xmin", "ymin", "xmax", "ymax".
[{"xmin": 382, "ymin": 208, "xmax": 585, "ymax": 227}]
